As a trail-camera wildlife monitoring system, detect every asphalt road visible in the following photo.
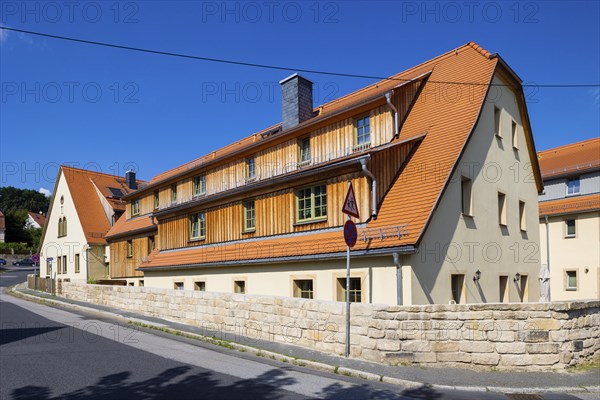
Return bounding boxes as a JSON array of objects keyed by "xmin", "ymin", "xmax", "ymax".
[{"xmin": 0, "ymin": 270, "xmax": 594, "ymax": 400}]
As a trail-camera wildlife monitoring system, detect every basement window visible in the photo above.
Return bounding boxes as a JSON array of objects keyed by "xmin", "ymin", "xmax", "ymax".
[
  {"xmin": 337, "ymin": 277, "xmax": 362, "ymax": 303},
  {"xmin": 293, "ymin": 279, "xmax": 314, "ymax": 299},
  {"xmin": 234, "ymin": 280, "xmax": 246, "ymax": 294},
  {"xmin": 194, "ymin": 281, "xmax": 206, "ymax": 291},
  {"xmin": 174, "ymin": 282, "xmax": 184, "ymax": 290}
]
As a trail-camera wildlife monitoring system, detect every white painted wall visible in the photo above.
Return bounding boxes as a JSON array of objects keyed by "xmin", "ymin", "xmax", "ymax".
[
  {"xmin": 406, "ymin": 74, "xmax": 541, "ymax": 305},
  {"xmin": 540, "ymin": 211, "xmax": 600, "ymax": 301},
  {"xmin": 40, "ymin": 172, "xmax": 89, "ymax": 282}
]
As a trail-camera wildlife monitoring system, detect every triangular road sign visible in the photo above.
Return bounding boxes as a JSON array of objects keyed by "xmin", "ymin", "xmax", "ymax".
[{"xmin": 342, "ymin": 182, "xmax": 360, "ymax": 219}]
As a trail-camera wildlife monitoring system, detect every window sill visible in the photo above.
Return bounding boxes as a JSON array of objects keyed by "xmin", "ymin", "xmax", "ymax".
[
  {"xmin": 566, "ymin": 288, "xmax": 577, "ymax": 291},
  {"xmin": 565, "ymin": 193, "xmax": 581, "ymax": 197},
  {"xmin": 242, "ymin": 229, "xmax": 256, "ymax": 234},
  {"xmin": 188, "ymin": 237, "xmax": 206, "ymax": 243},
  {"xmin": 564, "ymin": 235, "xmax": 576, "ymax": 239},
  {"xmin": 193, "ymin": 193, "xmax": 206, "ymax": 199},
  {"xmin": 461, "ymin": 212, "xmax": 473, "ymax": 218},
  {"xmin": 294, "ymin": 217, "xmax": 327, "ymax": 226},
  {"xmin": 499, "ymin": 223, "xmax": 508, "ymax": 228}
]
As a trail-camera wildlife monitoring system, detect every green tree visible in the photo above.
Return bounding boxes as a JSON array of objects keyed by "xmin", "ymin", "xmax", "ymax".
[
  {"xmin": 4, "ymin": 210, "xmax": 30, "ymax": 243},
  {"xmin": 0, "ymin": 186, "xmax": 50, "ymax": 213}
]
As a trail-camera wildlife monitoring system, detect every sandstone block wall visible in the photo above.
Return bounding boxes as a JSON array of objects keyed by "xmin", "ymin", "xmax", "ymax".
[{"xmin": 56, "ymin": 282, "xmax": 599, "ymax": 371}]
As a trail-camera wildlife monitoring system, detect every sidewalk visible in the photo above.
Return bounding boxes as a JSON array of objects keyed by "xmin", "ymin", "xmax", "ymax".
[{"xmin": 9, "ymin": 285, "xmax": 600, "ymax": 394}]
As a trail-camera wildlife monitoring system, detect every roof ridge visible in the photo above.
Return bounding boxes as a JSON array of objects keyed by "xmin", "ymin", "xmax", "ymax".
[
  {"xmin": 538, "ymin": 137, "xmax": 600, "ymax": 155},
  {"xmin": 61, "ymin": 165, "xmax": 146, "ymax": 182},
  {"xmin": 149, "ymin": 42, "xmax": 489, "ymax": 184}
]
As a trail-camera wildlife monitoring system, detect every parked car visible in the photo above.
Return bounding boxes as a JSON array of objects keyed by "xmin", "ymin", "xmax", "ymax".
[
  {"xmin": 12, "ymin": 258, "xmax": 36, "ymax": 267},
  {"xmin": 0, "ymin": 258, "xmax": 6, "ymax": 266}
]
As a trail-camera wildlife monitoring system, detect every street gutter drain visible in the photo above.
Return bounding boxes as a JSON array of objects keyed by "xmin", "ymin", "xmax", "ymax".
[{"xmin": 504, "ymin": 394, "xmax": 543, "ymax": 400}]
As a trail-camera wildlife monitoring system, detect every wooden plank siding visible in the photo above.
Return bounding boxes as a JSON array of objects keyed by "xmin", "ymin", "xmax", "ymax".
[
  {"xmin": 110, "ymin": 234, "xmax": 152, "ymax": 278},
  {"xmin": 158, "ymin": 174, "xmax": 370, "ymax": 251},
  {"xmin": 126, "ymin": 79, "xmax": 422, "ymax": 252}
]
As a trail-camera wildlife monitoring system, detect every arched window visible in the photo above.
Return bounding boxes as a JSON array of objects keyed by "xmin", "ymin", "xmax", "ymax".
[{"xmin": 58, "ymin": 217, "xmax": 67, "ymax": 237}]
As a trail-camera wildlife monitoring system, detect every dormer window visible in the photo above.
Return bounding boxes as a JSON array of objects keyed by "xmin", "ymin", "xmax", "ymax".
[
  {"xmin": 131, "ymin": 199, "xmax": 140, "ymax": 216},
  {"xmin": 355, "ymin": 116, "xmax": 371, "ymax": 149},
  {"xmin": 298, "ymin": 137, "xmax": 311, "ymax": 166},
  {"xmin": 246, "ymin": 157, "xmax": 257, "ymax": 182},
  {"xmin": 171, "ymin": 184, "xmax": 178, "ymax": 204},
  {"xmin": 193, "ymin": 176, "xmax": 206, "ymax": 197},
  {"xmin": 566, "ymin": 178, "xmax": 580, "ymax": 196}
]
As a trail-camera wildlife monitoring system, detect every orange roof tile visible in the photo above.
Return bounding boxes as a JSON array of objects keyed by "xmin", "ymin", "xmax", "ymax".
[
  {"xmin": 40, "ymin": 166, "xmax": 145, "ymax": 246},
  {"xmin": 106, "ymin": 213, "xmax": 157, "ymax": 240},
  {"xmin": 144, "ymin": 43, "xmax": 490, "ymax": 189},
  {"xmin": 140, "ymin": 42, "xmax": 538, "ymax": 270},
  {"xmin": 539, "ymin": 194, "xmax": 600, "ymax": 217},
  {"xmin": 538, "ymin": 137, "xmax": 600, "ymax": 179}
]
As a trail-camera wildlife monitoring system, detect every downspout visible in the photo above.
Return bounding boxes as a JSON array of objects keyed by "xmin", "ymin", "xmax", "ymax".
[
  {"xmin": 544, "ymin": 215, "xmax": 550, "ymax": 272},
  {"xmin": 385, "ymin": 92, "xmax": 399, "ymax": 138},
  {"xmin": 393, "ymin": 252, "xmax": 402, "ymax": 305},
  {"xmin": 359, "ymin": 158, "xmax": 377, "ymax": 219},
  {"xmin": 85, "ymin": 245, "xmax": 90, "ymax": 283}
]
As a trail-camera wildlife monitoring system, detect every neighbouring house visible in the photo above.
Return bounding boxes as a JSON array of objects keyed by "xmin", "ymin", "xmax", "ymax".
[
  {"xmin": 0, "ymin": 211, "xmax": 5, "ymax": 243},
  {"xmin": 108, "ymin": 42, "xmax": 543, "ymax": 305},
  {"xmin": 538, "ymin": 138, "xmax": 600, "ymax": 301},
  {"xmin": 26, "ymin": 211, "xmax": 47, "ymax": 229},
  {"xmin": 39, "ymin": 166, "xmax": 143, "ymax": 282}
]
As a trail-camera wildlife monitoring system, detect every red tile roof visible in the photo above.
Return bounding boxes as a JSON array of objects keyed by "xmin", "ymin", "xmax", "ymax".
[
  {"xmin": 538, "ymin": 137, "xmax": 600, "ymax": 179},
  {"xmin": 539, "ymin": 194, "xmax": 600, "ymax": 217},
  {"xmin": 138, "ymin": 42, "xmax": 541, "ymax": 270},
  {"xmin": 27, "ymin": 212, "xmax": 46, "ymax": 227},
  {"xmin": 40, "ymin": 166, "xmax": 145, "ymax": 246},
  {"xmin": 105, "ymin": 213, "xmax": 157, "ymax": 240}
]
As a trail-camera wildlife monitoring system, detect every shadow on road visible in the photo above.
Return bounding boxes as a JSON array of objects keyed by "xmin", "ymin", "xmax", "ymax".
[
  {"xmin": 10, "ymin": 365, "xmax": 441, "ymax": 400},
  {"xmin": 0, "ymin": 326, "xmax": 64, "ymax": 346}
]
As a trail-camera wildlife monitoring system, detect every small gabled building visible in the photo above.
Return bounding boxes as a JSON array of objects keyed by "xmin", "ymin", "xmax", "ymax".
[
  {"xmin": 39, "ymin": 166, "xmax": 142, "ymax": 282},
  {"xmin": 112, "ymin": 42, "xmax": 544, "ymax": 305},
  {"xmin": 26, "ymin": 212, "xmax": 46, "ymax": 229},
  {"xmin": 538, "ymin": 138, "xmax": 600, "ymax": 301}
]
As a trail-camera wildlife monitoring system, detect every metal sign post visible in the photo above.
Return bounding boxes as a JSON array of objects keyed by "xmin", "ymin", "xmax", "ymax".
[{"xmin": 342, "ymin": 181, "xmax": 359, "ymax": 358}]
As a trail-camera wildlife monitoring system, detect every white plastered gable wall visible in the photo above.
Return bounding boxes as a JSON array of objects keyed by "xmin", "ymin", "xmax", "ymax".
[
  {"xmin": 405, "ymin": 73, "xmax": 541, "ymax": 305},
  {"xmin": 40, "ymin": 170, "xmax": 89, "ymax": 282}
]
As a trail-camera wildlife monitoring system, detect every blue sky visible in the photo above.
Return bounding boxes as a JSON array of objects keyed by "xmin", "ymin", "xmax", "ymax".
[{"xmin": 1, "ymin": 0, "xmax": 599, "ymax": 193}]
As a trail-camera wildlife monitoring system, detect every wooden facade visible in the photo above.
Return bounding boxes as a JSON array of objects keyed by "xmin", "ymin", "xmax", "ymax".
[
  {"xmin": 110, "ymin": 234, "xmax": 152, "ymax": 278},
  {"xmin": 114, "ymin": 78, "xmax": 422, "ymax": 269}
]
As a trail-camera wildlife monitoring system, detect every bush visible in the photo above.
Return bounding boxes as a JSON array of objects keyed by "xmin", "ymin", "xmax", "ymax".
[{"xmin": 0, "ymin": 242, "xmax": 34, "ymax": 253}]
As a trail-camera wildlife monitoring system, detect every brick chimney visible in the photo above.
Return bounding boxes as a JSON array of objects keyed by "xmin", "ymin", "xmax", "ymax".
[
  {"xmin": 280, "ymin": 73, "xmax": 314, "ymax": 131},
  {"xmin": 125, "ymin": 170, "xmax": 137, "ymax": 190}
]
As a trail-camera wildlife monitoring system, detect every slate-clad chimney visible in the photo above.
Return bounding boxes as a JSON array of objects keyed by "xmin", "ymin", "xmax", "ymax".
[
  {"xmin": 125, "ymin": 170, "xmax": 137, "ymax": 190},
  {"xmin": 280, "ymin": 73, "xmax": 314, "ymax": 131}
]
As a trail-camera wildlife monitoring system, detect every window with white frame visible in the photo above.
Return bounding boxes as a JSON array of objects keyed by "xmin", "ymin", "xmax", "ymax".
[
  {"xmin": 567, "ymin": 178, "xmax": 580, "ymax": 196},
  {"xmin": 566, "ymin": 270, "xmax": 577, "ymax": 291},
  {"xmin": 565, "ymin": 219, "xmax": 576, "ymax": 238}
]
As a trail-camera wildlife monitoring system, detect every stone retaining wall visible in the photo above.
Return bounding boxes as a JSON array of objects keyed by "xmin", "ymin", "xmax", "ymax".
[{"xmin": 57, "ymin": 281, "xmax": 599, "ymax": 371}]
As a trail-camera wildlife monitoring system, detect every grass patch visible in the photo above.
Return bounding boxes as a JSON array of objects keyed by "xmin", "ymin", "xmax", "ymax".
[{"xmin": 567, "ymin": 355, "xmax": 600, "ymax": 373}]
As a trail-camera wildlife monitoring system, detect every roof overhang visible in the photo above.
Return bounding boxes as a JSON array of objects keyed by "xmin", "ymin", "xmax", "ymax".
[{"xmin": 137, "ymin": 245, "xmax": 416, "ymax": 272}]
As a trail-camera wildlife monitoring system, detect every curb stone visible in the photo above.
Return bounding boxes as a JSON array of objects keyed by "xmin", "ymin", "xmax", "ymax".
[{"xmin": 7, "ymin": 286, "xmax": 600, "ymax": 395}]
